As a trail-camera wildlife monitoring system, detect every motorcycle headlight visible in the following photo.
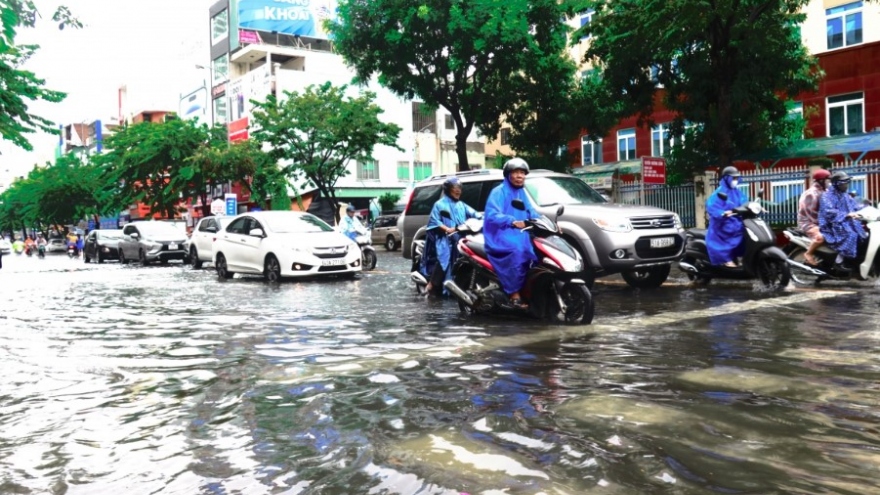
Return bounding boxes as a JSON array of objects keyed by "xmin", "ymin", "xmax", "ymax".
[{"xmin": 592, "ymin": 217, "xmax": 632, "ymax": 233}]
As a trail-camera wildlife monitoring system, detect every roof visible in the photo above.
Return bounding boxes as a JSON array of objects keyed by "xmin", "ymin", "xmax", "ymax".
[{"xmin": 737, "ymin": 131, "xmax": 880, "ymax": 162}]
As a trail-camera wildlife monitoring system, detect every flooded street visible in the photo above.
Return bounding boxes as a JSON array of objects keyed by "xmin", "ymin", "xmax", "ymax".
[{"xmin": 1, "ymin": 250, "xmax": 880, "ymax": 494}]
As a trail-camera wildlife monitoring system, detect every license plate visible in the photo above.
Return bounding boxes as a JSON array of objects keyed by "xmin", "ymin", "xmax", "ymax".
[
  {"xmin": 650, "ymin": 237, "xmax": 674, "ymax": 248},
  {"xmin": 169, "ymin": 243, "xmax": 178, "ymax": 250},
  {"xmin": 321, "ymin": 258, "xmax": 346, "ymax": 266}
]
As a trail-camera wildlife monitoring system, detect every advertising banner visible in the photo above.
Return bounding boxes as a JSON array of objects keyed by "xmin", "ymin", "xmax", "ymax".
[
  {"xmin": 641, "ymin": 156, "xmax": 667, "ymax": 185},
  {"xmin": 237, "ymin": 0, "xmax": 337, "ymax": 40}
]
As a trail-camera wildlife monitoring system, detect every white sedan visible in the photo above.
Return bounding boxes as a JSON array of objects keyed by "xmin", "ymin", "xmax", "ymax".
[{"xmin": 212, "ymin": 211, "xmax": 362, "ymax": 281}]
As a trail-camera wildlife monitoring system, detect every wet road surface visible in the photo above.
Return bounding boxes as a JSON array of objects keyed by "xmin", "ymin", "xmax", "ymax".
[{"xmin": 1, "ymin": 250, "xmax": 879, "ymax": 494}]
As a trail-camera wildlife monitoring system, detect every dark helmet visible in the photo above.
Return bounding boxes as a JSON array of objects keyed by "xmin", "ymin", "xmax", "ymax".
[
  {"xmin": 503, "ymin": 157, "xmax": 530, "ymax": 178},
  {"xmin": 721, "ymin": 166, "xmax": 741, "ymax": 178},
  {"xmin": 442, "ymin": 176, "xmax": 462, "ymax": 196},
  {"xmin": 346, "ymin": 204, "xmax": 356, "ymax": 213},
  {"xmin": 830, "ymin": 171, "xmax": 851, "ymax": 184},
  {"xmin": 812, "ymin": 169, "xmax": 831, "ymax": 181}
]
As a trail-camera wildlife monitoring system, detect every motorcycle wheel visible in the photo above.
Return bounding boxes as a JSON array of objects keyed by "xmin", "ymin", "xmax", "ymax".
[
  {"xmin": 363, "ymin": 250, "xmax": 377, "ymax": 271},
  {"xmin": 757, "ymin": 253, "xmax": 791, "ymax": 289},
  {"xmin": 621, "ymin": 264, "xmax": 671, "ymax": 289},
  {"xmin": 783, "ymin": 245, "xmax": 821, "ymax": 286},
  {"xmin": 552, "ymin": 283, "xmax": 594, "ymax": 325}
]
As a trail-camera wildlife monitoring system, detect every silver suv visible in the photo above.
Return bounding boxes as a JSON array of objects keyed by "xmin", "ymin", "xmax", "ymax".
[{"xmin": 397, "ymin": 169, "xmax": 687, "ymax": 288}]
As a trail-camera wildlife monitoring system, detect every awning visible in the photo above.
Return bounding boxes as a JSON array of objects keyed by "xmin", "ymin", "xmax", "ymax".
[
  {"xmin": 333, "ymin": 187, "xmax": 406, "ymax": 199},
  {"xmin": 570, "ymin": 160, "xmax": 643, "ymax": 189},
  {"xmin": 737, "ymin": 131, "xmax": 880, "ymax": 163}
]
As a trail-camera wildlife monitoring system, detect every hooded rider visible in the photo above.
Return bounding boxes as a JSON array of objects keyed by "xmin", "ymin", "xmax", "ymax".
[
  {"xmin": 339, "ymin": 204, "xmax": 362, "ymax": 241},
  {"xmin": 706, "ymin": 166, "xmax": 747, "ymax": 267},
  {"xmin": 818, "ymin": 171, "xmax": 865, "ymax": 272},
  {"xmin": 484, "ymin": 158, "xmax": 539, "ymax": 309},
  {"xmin": 422, "ymin": 177, "xmax": 479, "ymax": 295},
  {"xmin": 796, "ymin": 168, "xmax": 831, "ymax": 265}
]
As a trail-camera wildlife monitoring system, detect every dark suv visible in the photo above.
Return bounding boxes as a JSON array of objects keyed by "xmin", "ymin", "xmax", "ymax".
[{"xmin": 397, "ymin": 169, "xmax": 687, "ymax": 288}]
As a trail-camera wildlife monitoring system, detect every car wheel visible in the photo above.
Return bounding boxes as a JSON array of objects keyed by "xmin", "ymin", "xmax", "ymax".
[
  {"xmin": 139, "ymin": 249, "xmax": 150, "ymax": 266},
  {"xmin": 264, "ymin": 254, "xmax": 282, "ymax": 283},
  {"xmin": 190, "ymin": 247, "xmax": 203, "ymax": 269},
  {"xmin": 84, "ymin": 252, "xmax": 91, "ymax": 263},
  {"xmin": 96, "ymin": 251, "xmax": 104, "ymax": 264},
  {"xmin": 621, "ymin": 264, "xmax": 671, "ymax": 289},
  {"xmin": 215, "ymin": 253, "xmax": 234, "ymax": 279},
  {"xmin": 385, "ymin": 235, "xmax": 398, "ymax": 251}
]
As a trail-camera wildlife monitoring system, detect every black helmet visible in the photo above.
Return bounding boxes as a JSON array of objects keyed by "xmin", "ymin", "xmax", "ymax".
[
  {"xmin": 442, "ymin": 176, "xmax": 462, "ymax": 196},
  {"xmin": 721, "ymin": 166, "xmax": 741, "ymax": 178},
  {"xmin": 830, "ymin": 171, "xmax": 851, "ymax": 184},
  {"xmin": 503, "ymin": 157, "xmax": 530, "ymax": 178}
]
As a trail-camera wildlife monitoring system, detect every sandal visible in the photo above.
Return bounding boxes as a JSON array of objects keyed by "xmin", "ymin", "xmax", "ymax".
[
  {"xmin": 509, "ymin": 298, "xmax": 529, "ymax": 310},
  {"xmin": 723, "ymin": 261, "xmax": 737, "ymax": 268}
]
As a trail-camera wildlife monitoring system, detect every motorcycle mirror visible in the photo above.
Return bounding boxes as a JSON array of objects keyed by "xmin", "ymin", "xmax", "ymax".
[
  {"xmin": 756, "ymin": 188, "xmax": 764, "ymax": 199},
  {"xmin": 440, "ymin": 210, "xmax": 452, "ymax": 219},
  {"xmin": 556, "ymin": 205, "xmax": 565, "ymax": 218},
  {"xmin": 511, "ymin": 199, "xmax": 526, "ymax": 211}
]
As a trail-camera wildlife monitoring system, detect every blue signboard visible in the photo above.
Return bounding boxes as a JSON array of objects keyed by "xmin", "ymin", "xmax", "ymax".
[
  {"xmin": 225, "ymin": 194, "xmax": 238, "ymax": 216},
  {"xmin": 237, "ymin": 0, "xmax": 336, "ymax": 40}
]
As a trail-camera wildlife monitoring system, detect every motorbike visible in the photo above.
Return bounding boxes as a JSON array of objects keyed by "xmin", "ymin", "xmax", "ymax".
[
  {"xmin": 25, "ymin": 245, "xmax": 33, "ymax": 257},
  {"xmin": 783, "ymin": 205, "xmax": 880, "ymax": 285},
  {"xmin": 37, "ymin": 245, "xmax": 45, "ymax": 259},
  {"xmin": 442, "ymin": 200, "xmax": 594, "ymax": 325},
  {"xmin": 678, "ymin": 192, "xmax": 791, "ymax": 289},
  {"xmin": 352, "ymin": 223, "xmax": 376, "ymax": 271},
  {"xmin": 67, "ymin": 244, "xmax": 77, "ymax": 258}
]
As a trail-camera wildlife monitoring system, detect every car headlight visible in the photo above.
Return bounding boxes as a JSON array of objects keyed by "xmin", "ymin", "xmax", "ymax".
[
  {"xmin": 673, "ymin": 214, "xmax": 683, "ymax": 230},
  {"xmin": 592, "ymin": 217, "xmax": 632, "ymax": 233}
]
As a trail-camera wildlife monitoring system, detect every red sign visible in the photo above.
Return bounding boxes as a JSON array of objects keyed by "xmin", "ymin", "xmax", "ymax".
[
  {"xmin": 228, "ymin": 117, "xmax": 249, "ymax": 142},
  {"xmin": 642, "ymin": 157, "xmax": 667, "ymax": 184}
]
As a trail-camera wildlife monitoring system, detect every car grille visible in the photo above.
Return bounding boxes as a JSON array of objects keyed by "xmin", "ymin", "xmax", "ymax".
[
  {"xmin": 318, "ymin": 265, "xmax": 348, "ymax": 272},
  {"xmin": 313, "ymin": 246, "xmax": 348, "ymax": 259},
  {"xmin": 634, "ymin": 236, "xmax": 684, "ymax": 259},
  {"xmin": 630, "ymin": 215, "xmax": 676, "ymax": 229}
]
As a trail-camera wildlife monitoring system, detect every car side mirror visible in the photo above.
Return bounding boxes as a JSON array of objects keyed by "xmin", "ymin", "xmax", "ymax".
[
  {"xmin": 249, "ymin": 228, "xmax": 265, "ymax": 238},
  {"xmin": 206, "ymin": 226, "xmax": 218, "ymax": 233},
  {"xmin": 511, "ymin": 199, "xmax": 525, "ymax": 210},
  {"xmin": 440, "ymin": 210, "xmax": 452, "ymax": 219},
  {"xmin": 130, "ymin": 232, "xmax": 139, "ymax": 239}
]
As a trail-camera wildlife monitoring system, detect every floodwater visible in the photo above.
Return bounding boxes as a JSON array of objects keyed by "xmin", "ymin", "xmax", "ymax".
[{"xmin": 1, "ymin": 250, "xmax": 879, "ymax": 494}]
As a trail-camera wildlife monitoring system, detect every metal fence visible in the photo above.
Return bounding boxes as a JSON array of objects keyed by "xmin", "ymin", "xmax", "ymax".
[{"xmin": 617, "ymin": 181, "xmax": 697, "ymax": 228}]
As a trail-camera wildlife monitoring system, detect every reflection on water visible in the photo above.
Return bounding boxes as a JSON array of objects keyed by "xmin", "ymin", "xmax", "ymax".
[{"xmin": 1, "ymin": 252, "xmax": 879, "ymax": 493}]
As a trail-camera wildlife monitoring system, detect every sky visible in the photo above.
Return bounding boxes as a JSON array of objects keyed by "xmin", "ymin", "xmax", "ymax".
[{"xmin": 1, "ymin": 0, "xmax": 216, "ymax": 183}]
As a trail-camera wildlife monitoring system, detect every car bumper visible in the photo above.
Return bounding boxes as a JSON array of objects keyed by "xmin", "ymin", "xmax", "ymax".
[
  {"xmin": 145, "ymin": 249, "xmax": 188, "ymax": 262},
  {"xmin": 0, "ymin": 248, "xmax": 10, "ymax": 255},
  {"xmin": 588, "ymin": 230, "xmax": 687, "ymax": 271},
  {"xmin": 45, "ymin": 246, "xmax": 66, "ymax": 253},
  {"xmin": 278, "ymin": 251, "xmax": 362, "ymax": 277}
]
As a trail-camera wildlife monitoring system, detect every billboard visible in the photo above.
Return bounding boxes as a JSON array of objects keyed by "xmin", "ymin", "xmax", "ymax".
[
  {"xmin": 237, "ymin": 0, "xmax": 337, "ymax": 40},
  {"xmin": 179, "ymin": 86, "xmax": 208, "ymax": 123}
]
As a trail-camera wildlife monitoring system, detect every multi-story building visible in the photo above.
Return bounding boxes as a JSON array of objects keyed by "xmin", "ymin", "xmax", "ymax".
[
  {"xmin": 204, "ymin": 0, "xmax": 486, "ymax": 217},
  {"xmin": 566, "ymin": 0, "xmax": 880, "ymax": 183}
]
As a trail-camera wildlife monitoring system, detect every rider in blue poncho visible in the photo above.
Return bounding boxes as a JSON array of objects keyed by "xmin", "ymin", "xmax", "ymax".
[
  {"xmin": 819, "ymin": 171, "xmax": 866, "ymax": 272},
  {"xmin": 484, "ymin": 158, "xmax": 538, "ymax": 309},
  {"xmin": 706, "ymin": 166, "xmax": 747, "ymax": 267},
  {"xmin": 422, "ymin": 177, "xmax": 479, "ymax": 295}
]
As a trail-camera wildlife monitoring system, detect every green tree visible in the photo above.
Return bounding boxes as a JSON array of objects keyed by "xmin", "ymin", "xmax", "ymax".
[
  {"xmin": 183, "ymin": 133, "xmax": 264, "ymax": 216},
  {"xmin": 378, "ymin": 192, "xmax": 400, "ymax": 213},
  {"xmin": 1, "ymin": 0, "xmax": 80, "ymax": 152},
  {"xmin": 251, "ymin": 83, "xmax": 402, "ymax": 223},
  {"xmin": 329, "ymin": 0, "xmax": 574, "ymax": 171},
  {"xmin": 579, "ymin": 0, "xmax": 821, "ymax": 180}
]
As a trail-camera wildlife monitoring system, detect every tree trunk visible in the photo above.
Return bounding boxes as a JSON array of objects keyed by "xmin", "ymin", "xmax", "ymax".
[
  {"xmin": 716, "ymin": 84, "xmax": 733, "ymax": 170},
  {"xmin": 451, "ymin": 112, "xmax": 471, "ymax": 172}
]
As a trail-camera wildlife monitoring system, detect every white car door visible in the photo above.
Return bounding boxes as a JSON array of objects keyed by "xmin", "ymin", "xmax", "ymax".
[
  {"xmin": 239, "ymin": 217, "xmax": 267, "ymax": 273},
  {"xmin": 121, "ymin": 224, "xmax": 137, "ymax": 259},
  {"xmin": 194, "ymin": 218, "xmax": 218, "ymax": 260},
  {"xmin": 218, "ymin": 217, "xmax": 250, "ymax": 272}
]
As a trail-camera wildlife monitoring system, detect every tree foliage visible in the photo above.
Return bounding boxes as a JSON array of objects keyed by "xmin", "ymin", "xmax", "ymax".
[
  {"xmin": 251, "ymin": 83, "xmax": 402, "ymax": 223},
  {"xmin": 0, "ymin": 0, "xmax": 81, "ymax": 152},
  {"xmin": 578, "ymin": 0, "xmax": 821, "ymax": 179},
  {"xmin": 329, "ymin": 0, "xmax": 576, "ymax": 171}
]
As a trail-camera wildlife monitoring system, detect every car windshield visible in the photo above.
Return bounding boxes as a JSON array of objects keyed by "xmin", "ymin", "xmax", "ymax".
[
  {"xmin": 97, "ymin": 231, "xmax": 123, "ymax": 240},
  {"xmin": 262, "ymin": 213, "xmax": 334, "ymax": 234},
  {"xmin": 137, "ymin": 223, "xmax": 184, "ymax": 236},
  {"xmin": 525, "ymin": 177, "xmax": 607, "ymax": 206}
]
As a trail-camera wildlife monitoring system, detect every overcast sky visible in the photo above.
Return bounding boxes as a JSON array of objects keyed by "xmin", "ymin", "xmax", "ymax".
[{"xmin": 1, "ymin": 0, "xmax": 215, "ymax": 180}]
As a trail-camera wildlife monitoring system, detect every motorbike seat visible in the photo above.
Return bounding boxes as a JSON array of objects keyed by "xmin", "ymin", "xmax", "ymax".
[
  {"xmin": 688, "ymin": 228, "xmax": 707, "ymax": 239},
  {"xmin": 465, "ymin": 238, "xmax": 488, "ymax": 259}
]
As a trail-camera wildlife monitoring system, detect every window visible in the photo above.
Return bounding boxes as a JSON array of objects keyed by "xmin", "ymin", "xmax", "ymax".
[
  {"xmin": 651, "ymin": 123, "xmax": 675, "ymax": 157},
  {"xmin": 412, "ymin": 102, "xmax": 434, "ymax": 133},
  {"xmin": 827, "ymin": 92, "xmax": 863, "ymax": 136},
  {"xmin": 408, "ymin": 185, "xmax": 442, "ymax": 215},
  {"xmin": 414, "ymin": 161, "xmax": 433, "ymax": 181},
  {"xmin": 826, "ymin": 1, "xmax": 862, "ymax": 50},
  {"xmin": 444, "ymin": 114, "xmax": 454, "ymax": 130},
  {"xmin": 581, "ymin": 136, "xmax": 602, "ymax": 165},
  {"xmin": 578, "ymin": 10, "xmax": 593, "ymax": 41},
  {"xmin": 213, "ymin": 97, "xmax": 227, "ymax": 124},
  {"xmin": 500, "ymin": 127, "xmax": 511, "ymax": 146},
  {"xmin": 211, "ymin": 9, "xmax": 228, "ymax": 45},
  {"xmin": 617, "ymin": 128, "xmax": 636, "ymax": 160},
  {"xmin": 397, "ymin": 161, "xmax": 410, "ymax": 181},
  {"xmin": 226, "ymin": 217, "xmax": 249, "ymax": 234},
  {"xmin": 212, "ymin": 54, "xmax": 228, "ymax": 85},
  {"xmin": 357, "ymin": 160, "xmax": 379, "ymax": 181}
]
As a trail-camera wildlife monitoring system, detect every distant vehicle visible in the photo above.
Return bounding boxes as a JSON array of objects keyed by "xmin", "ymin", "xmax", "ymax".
[
  {"xmin": 212, "ymin": 211, "xmax": 362, "ymax": 281},
  {"xmin": 83, "ymin": 229, "xmax": 124, "ymax": 264},
  {"xmin": 371, "ymin": 214, "xmax": 401, "ymax": 251},
  {"xmin": 0, "ymin": 238, "xmax": 11, "ymax": 255},
  {"xmin": 118, "ymin": 221, "xmax": 189, "ymax": 265},
  {"xmin": 45, "ymin": 238, "xmax": 66, "ymax": 253},
  {"xmin": 188, "ymin": 216, "xmax": 234, "ymax": 269}
]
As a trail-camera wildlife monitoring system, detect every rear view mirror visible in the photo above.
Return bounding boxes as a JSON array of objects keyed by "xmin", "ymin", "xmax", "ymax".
[
  {"xmin": 249, "ymin": 228, "xmax": 265, "ymax": 238},
  {"xmin": 556, "ymin": 205, "xmax": 565, "ymax": 217},
  {"xmin": 206, "ymin": 226, "xmax": 218, "ymax": 233},
  {"xmin": 130, "ymin": 232, "xmax": 140, "ymax": 239},
  {"xmin": 756, "ymin": 188, "xmax": 764, "ymax": 199},
  {"xmin": 511, "ymin": 199, "xmax": 525, "ymax": 211}
]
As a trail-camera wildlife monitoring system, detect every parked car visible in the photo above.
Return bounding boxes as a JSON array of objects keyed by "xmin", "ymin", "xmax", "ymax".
[
  {"xmin": 371, "ymin": 214, "xmax": 401, "ymax": 250},
  {"xmin": 45, "ymin": 238, "xmax": 67, "ymax": 253},
  {"xmin": 212, "ymin": 211, "xmax": 362, "ymax": 281},
  {"xmin": 83, "ymin": 229, "xmax": 123, "ymax": 263},
  {"xmin": 0, "ymin": 238, "xmax": 10, "ymax": 255},
  {"xmin": 397, "ymin": 169, "xmax": 687, "ymax": 289},
  {"xmin": 188, "ymin": 216, "xmax": 234, "ymax": 269},
  {"xmin": 118, "ymin": 221, "xmax": 189, "ymax": 265}
]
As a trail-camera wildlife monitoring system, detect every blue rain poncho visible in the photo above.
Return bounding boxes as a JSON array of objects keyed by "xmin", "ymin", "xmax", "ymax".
[
  {"xmin": 484, "ymin": 178, "xmax": 538, "ymax": 295},
  {"xmin": 819, "ymin": 188, "xmax": 865, "ymax": 259},
  {"xmin": 706, "ymin": 175, "xmax": 747, "ymax": 265},
  {"xmin": 420, "ymin": 194, "xmax": 478, "ymax": 289}
]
